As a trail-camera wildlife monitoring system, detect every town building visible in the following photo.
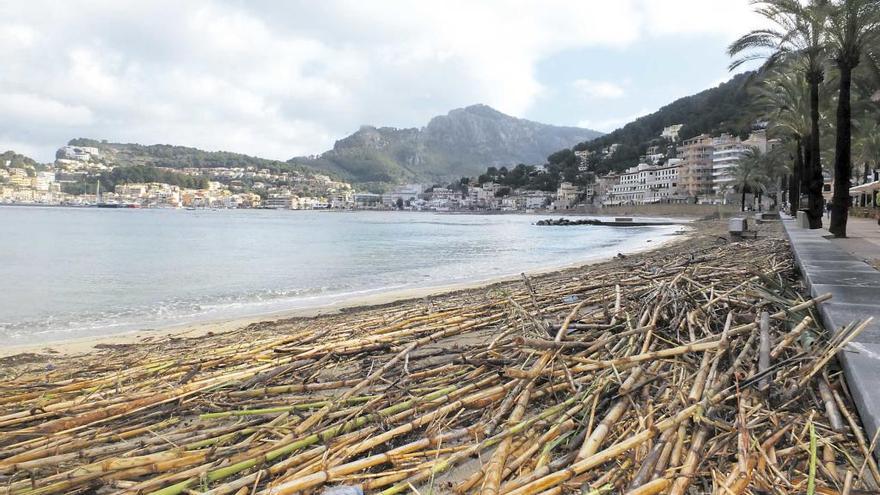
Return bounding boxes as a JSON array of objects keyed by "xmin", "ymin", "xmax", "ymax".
[
  {"xmin": 264, "ymin": 194, "xmax": 293, "ymax": 209},
  {"xmin": 606, "ymin": 162, "xmax": 685, "ymax": 205},
  {"xmin": 712, "ymin": 131, "xmax": 769, "ymax": 200},
  {"xmin": 677, "ymin": 134, "xmax": 715, "ymax": 199},
  {"xmin": 382, "ymin": 184, "xmax": 423, "ymax": 207},
  {"xmin": 661, "ymin": 124, "xmax": 684, "ymax": 142},
  {"xmin": 34, "ymin": 171, "xmax": 56, "ymax": 192},
  {"xmin": 523, "ymin": 191, "xmax": 551, "ymax": 210},
  {"xmin": 57, "ymin": 145, "xmax": 102, "ymax": 162},
  {"xmin": 553, "ymin": 182, "xmax": 581, "ymax": 210},
  {"xmin": 354, "ymin": 193, "xmax": 382, "ymax": 208}
]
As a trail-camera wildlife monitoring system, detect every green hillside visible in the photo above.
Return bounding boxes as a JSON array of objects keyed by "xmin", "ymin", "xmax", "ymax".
[
  {"xmin": 576, "ymin": 71, "xmax": 762, "ymax": 172},
  {"xmin": 66, "ymin": 139, "xmax": 320, "ymax": 176}
]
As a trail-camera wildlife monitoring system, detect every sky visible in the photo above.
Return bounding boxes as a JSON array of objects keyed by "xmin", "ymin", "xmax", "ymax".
[{"xmin": 0, "ymin": 0, "xmax": 767, "ymax": 163}]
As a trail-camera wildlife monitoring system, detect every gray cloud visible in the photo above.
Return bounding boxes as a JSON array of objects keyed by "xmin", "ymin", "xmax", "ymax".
[{"xmin": 0, "ymin": 1, "xmax": 762, "ymax": 162}]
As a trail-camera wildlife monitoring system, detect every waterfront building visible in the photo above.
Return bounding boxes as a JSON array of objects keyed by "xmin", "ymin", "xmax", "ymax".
[
  {"xmin": 553, "ymin": 182, "xmax": 581, "ymax": 210},
  {"xmin": 607, "ymin": 162, "xmax": 685, "ymax": 205},
  {"xmin": 354, "ymin": 193, "xmax": 382, "ymax": 208},
  {"xmin": 382, "ymin": 184, "xmax": 423, "ymax": 207},
  {"xmin": 329, "ymin": 190, "xmax": 353, "ymax": 209},
  {"xmin": 677, "ymin": 134, "xmax": 715, "ymax": 199},
  {"xmin": 523, "ymin": 191, "xmax": 551, "ymax": 210},
  {"xmin": 264, "ymin": 194, "xmax": 293, "ymax": 209},
  {"xmin": 34, "ymin": 172, "xmax": 56, "ymax": 192},
  {"xmin": 467, "ymin": 183, "xmax": 502, "ymax": 208},
  {"xmin": 594, "ymin": 173, "xmax": 620, "ymax": 204},
  {"xmin": 712, "ymin": 131, "xmax": 768, "ymax": 201}
]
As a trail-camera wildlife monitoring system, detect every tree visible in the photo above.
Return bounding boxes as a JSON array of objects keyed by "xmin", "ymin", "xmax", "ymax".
[
  {"xmin": 761, "ymin": 147, "xmax": 790, "ymax": 210},
  {"xmin": 753, "ymin": 68, "xmax": 813, "ymax": 214},
  {"xmin": 733, "ymin": 146, "xmax": 787, "ymax": 212},
  {"xmin": 395, "ymin": 197, "xmax": 404, "ymax": 209},
  {"xmin": 730, "ymin": 0, "xmax": 830, "ymax": 228},
  {"xmin": 827, "ymin": 0, "xmax": 880, "ymax": 236},
  {"xmin": 733, "ymin": 147, "xmax": 767, "ymax": 211},
  {"xmin": 854, "ymin": 116, "xmax": 880, "ymax": 178}
]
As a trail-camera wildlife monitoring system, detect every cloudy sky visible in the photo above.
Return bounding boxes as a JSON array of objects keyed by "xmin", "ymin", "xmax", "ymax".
[{"xmin": 1, "ymin": 1, "xmax": 766, "ymax": 162}]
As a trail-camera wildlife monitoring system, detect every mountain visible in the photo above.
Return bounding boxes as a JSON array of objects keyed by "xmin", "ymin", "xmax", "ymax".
[
  {"xmin": 569, "ymin": 72, "xmax": 762, "ymax": 173},
  {"xmin": 290, "ymin": 104, "xmax": 602, "ymax": 185}
]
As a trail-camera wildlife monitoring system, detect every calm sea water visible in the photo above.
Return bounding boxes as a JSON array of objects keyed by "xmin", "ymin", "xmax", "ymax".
[{"xmin": 0, "ymin": 207, "xmax": 682, "ymax": 344}]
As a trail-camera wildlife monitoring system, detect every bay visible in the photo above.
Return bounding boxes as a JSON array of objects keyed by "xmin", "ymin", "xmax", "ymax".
[{"xmin": 0, "ymin": 207, "xmax": 681, "ymax": 344}]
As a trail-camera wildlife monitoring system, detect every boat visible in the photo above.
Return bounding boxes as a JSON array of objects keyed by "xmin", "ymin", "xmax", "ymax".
[{"xmin": 93, "ymin": 181, "xmax": 122, "ymax": 208}]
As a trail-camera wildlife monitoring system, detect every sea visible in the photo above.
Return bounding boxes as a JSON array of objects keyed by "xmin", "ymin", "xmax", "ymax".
[{"xmin": 0, "ymin": 207, "xmax": 684, "ymax": 345}]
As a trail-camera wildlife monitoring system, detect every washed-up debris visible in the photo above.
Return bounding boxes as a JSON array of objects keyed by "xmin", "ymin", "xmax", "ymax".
[{"xmin": 0, "ymin": 232, "xmax": 875, "ymax": 495}]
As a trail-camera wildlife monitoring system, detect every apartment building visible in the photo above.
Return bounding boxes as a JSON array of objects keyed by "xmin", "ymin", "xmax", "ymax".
[
  {"xmin": 677, "ymin": 134, "xmax": 715, "ymax": 198},
  {"xmin": 553, "ymin": 182, "xmax": 581, "ymax": 209},
  {"xmin": 607, "ymin": 162, "xmax": 684, "ymax": 205},
  {"xmin": 712, "ymin": 131, "xmax": 768, "ymax": 196}
]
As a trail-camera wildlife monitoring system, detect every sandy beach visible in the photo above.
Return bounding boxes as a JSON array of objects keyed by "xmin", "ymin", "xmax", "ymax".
[
  {"xmin": 1, "ymin": 222, "xmax": 692, "ymax": 358},
  {"xmin": 2, "ymin": 216, "xmax": 873, "ymax": 495}
]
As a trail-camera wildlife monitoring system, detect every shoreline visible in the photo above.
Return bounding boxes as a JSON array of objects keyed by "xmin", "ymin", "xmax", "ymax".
[{"xmin": 2, "ymin": 224, "xmax": 692, "ymax": 357}]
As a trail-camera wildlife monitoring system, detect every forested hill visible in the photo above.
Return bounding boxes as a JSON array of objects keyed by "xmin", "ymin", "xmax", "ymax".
[
  {"xmin": 576, "ymin": 71, "xmax": 762, "ymax": 172},
  {"xmin": 66, "ymin": 139, "xmax": 319, "ymax": 176},
  {"xmin": 1, "ymin": 150, "xmax": 43, "ymax": 168}
]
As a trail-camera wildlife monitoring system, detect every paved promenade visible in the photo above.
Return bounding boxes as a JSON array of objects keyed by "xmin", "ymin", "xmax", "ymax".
[{"xmin": 781, "ymin": 215, "xmax": 880, "ymax": 457}]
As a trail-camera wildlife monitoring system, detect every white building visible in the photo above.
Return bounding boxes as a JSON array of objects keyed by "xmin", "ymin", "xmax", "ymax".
[
  {"xmin": 553, "ymin": 182, "xmax": 581, "ymax": 210},
  {"xmin": 711, "ymin": 131, "xmax": 768, "ymax": 197},
  {"xmin": 34, "ymin": 171, "xmax": 55, "ymax": 192},
  {"xmin": 607, "ymin": 162, "xmax": 685, "ymax": 205},
  {"xmin": 661, "ymin": 124, "xmax": 684, "ymax": 142},
  {"xmin": 57, "ymin": 146, "xmax": 101, "ymax": 162},
  {"xmin": 523, "ymin": 191, "xmax": 551, "ymax": 210},
  {"xmin": 264, "ymin": 194, "xmax": 293, "ymax": 209},
  {"xmin": 329, "ymin": 190, "xmax": 353, "ymax": 209},
  {"xmin": 382, "ymin": 184, "xmax": 423, "ymax": 207}
]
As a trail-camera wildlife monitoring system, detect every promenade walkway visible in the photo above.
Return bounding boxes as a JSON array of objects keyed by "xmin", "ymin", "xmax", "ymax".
[
  {"xmin": 826, "ymin": 217, "xmax": 880, "ymax": 269},
  {"xmin": 781, "ymin": 214, "xmax": 880, "ymax": 457}
]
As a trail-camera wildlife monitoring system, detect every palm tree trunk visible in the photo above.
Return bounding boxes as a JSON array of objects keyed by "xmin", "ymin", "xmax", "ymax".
[
  {"xmin": 830, "ymin": 62, "xmax": 853, "ymax": 237},
  {"xmin": 807, "ymin": 74, "xmax": 824, "ymax": 229},
  {"xmin": 741, "ymin": 186, "xmax": 747, "ymax": 212},
  {"xmin": 802, "ymin": 139, "xmax": 811, "ymax": 200},
  {"xmin": 790, "ymin": 136, "xmax": 803, "ymax": 215}
]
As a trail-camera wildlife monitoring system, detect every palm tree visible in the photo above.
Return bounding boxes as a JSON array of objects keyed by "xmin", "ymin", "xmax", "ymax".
[
  {"xmin": 762, "ymin": 146, "xmax": 790, "ymax": 210},
  {"xmin": 827, "ymin": 0, "xmax": 880, "ymax": 236},
  {"xmin": 854, "ymin": 116, "xmax": 880, "ymax": 177},
  {"xmin": 730, "ymin": 0, "xmax": 830, "ymax": 228},
  {"xmin": 753, "ymin": 68, "xmax": 812, "ymax": 214},
  {"xmin": 733, "ymin": 147, "xmax": 770, "ymax": 212}
]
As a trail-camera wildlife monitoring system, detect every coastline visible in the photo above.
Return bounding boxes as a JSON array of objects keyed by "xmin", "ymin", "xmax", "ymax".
[{"xmin": 1, "ymin": 224, "xmax": 691, "ymax": 358}]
